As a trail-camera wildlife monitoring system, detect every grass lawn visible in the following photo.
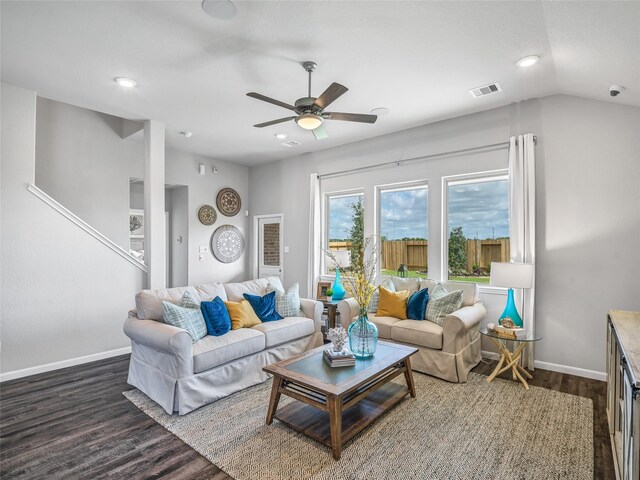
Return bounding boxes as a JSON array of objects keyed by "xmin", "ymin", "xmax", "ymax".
[{"xmin": 381, "ymin": 269, "xmax": 490, "ymax": 284}]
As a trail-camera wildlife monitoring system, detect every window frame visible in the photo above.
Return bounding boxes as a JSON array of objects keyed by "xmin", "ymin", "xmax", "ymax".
[
  {"xmin": 375, "ymin": 179, "xmax": 429, "ymax": 277},
  {"xmin": 441, "ymin": 169, "xmax": 509, "ymax": 287},
  {"xmin": 322, "ymin": 189, "xmax": 364, "ymax": 275}
]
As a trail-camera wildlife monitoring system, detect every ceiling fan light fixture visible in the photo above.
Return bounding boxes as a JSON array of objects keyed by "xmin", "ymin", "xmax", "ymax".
[{"xmin": 295, "ymin": 113, "xmax": 323, "ymax": 130}]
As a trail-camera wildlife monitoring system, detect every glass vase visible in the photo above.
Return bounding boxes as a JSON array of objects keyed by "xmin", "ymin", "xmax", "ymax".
[
  {"xmin": 348, "ymin": 307, "xmax": 378, "ymax": 358},
  {"xmin": 331, "ymin": 267, "xmax": 346, "ymax": 301}
]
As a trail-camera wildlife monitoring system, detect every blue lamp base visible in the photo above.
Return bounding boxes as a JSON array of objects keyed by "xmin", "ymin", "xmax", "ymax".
[{"xmin": 499, "ymin": 288, "xmax": 523, "ymax": 327}]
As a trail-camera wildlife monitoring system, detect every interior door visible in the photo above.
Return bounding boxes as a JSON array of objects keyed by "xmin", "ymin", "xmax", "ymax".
[{"xmin": 258, "ymin": 216, "xmax": 283, "ymax": 279}]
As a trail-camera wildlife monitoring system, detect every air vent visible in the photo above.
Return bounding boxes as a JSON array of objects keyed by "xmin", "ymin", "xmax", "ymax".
[
  {"xmin": 469, "ymin": 82, "xmax": 502, "ymax": 98},
  {"xmin": 281, "ymin": 140, "xmax": 301, "ymax": 148}
]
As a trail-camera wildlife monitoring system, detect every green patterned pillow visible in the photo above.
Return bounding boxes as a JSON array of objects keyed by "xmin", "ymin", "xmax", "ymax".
[
  {"xmin": 268, "ymin": 282, "xmax": 303, "ymax": 318},
  {"xmin": 162, "ymin": 291, "xmax": 207, "ymax": 342},
  {"xmin": 368, "ymin": 279, "xmax": 395, "ymax": 313},
  {"xmin": 426, "ymin": 288, "xmax": 463, "ymax": 326}
]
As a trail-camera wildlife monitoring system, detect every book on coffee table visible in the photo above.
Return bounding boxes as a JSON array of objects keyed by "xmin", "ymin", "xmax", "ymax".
[{"xmin": 323, "ymin": 349, "xmax": 356, "ymax": 367}]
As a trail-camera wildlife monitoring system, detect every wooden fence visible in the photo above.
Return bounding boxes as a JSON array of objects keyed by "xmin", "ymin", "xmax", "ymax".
[{"xmin": 328, "ymin": 239, "xmax": 509, "ymax": 273}]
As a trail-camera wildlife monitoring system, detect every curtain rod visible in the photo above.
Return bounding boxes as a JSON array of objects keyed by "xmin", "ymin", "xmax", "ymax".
[{"xmin": 318, "ymin": 136, "xmax": 536, "ymax": 180}]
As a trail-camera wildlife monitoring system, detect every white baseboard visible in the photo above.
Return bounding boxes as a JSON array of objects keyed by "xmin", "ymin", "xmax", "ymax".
[
  {"xmin": 481, "ymin": 350, "xmax": 606, "ymax": 381},
  {"xmin": 0, "ymin": 346, "xmax": 131, "ymax": 383}
]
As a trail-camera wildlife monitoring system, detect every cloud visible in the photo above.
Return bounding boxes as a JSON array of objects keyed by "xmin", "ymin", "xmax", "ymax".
[
  {"xmin": 448, "ymin": 180, "xmax": 509, "ymax": 239},
  {"xmin": 328, "ymin": 180, "xmax": 509, "ymax": 241},
  {"xmin": 380, "ymin": 189, "xmax": 428, "ymax": 239}
]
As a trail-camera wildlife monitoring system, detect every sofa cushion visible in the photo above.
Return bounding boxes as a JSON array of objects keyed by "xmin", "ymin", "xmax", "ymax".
[
  {"xmin": 224, "ymin": 278, "xmax": 269, "ymax": 302},
  {"xmin": 368, "ymin": 278, "xmax": 395, "ymax": 313},
  {"xmin": 391, "ymin": 319, "xmax": 443, "ymax": 349},
  {"xmin": 192, "ymin": 329, "xmax": 266, "ymax": 373},
  {"xmin": 377, "ymin": 287, "xmax": 410, "ymax": 319},
  {"xmin": 243, "ymin": 291, "xmax": 283, "ymax": 322},
  {"xmin": 200, "ymin": 296, "xmax": 232, "ymax": 336},
  {"xmin": 268, "ymin": 282, "xmax": 303, "ymax": 318},
  {"xmin": 251, "ymin": 317, "xmax": 314, "ymax": 348},
  {"xmin": 366, "ymin": 314, "xmax": 403, "ymax": 339},
  {"xmin": 162, "ymin": 291, "xmax": 207, "ymax": 342},
  {"xmin": 420, "ymin": 279, "xmax": 477, "ymax": 307},
  {"xmin": 225, "ymin": 299, "xmax": 262, "ymax": 329},
  {"xmin": 135, "ymin": 283, "xmax": 226, "ymax": 321},
  {"xmin": 390, "ymin": 277, "xmax": 421, "ymax": 294},
  {"xmin": 406, "ymin": 288, "xmax": 429, "ymax": 320},
  {"xmin": 427, "ymin": 289, "xmax": 464, "ymax": 326}
]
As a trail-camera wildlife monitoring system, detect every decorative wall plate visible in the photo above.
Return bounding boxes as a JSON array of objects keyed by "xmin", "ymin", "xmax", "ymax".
[
  {"xmin": 211, "ymin": 225, "xmax": 245, "ymax": 263},
  {"xmin": 216, "ymin": 187, "xmax": 242, "ymax": 217},
  {"xmin": 198, "ymin": 205, "xmax": 217, "ymax": 226}
]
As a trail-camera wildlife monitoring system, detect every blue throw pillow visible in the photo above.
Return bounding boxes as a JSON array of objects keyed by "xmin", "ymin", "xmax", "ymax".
[
  {"xmin": 200, "ymin": 296, "xmax": 232, "ymax": 336},
  {"xmin": 243, "ymin": 291, "xmax": 283, "ymax": 322},
  {"xmin": 406, "ymin": 288, "xmax": 429, "ymax": 320}
]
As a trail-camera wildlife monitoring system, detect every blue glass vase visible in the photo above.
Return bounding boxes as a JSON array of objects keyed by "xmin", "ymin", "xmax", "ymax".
[
  {"xmin": 331, "ymin": 268, "xmax": 346, "ymax": 301},
  {"xmin": 348, "ymin": 307, "xmax": 378, "ymax": 358},
  {"xmin": 499, "ymin": 288, "xmax": 523, "ymax": 327}
]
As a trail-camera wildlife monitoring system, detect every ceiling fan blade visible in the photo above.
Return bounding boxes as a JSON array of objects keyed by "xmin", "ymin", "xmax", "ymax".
[
  {"xmin": 313, "ymin": 83, "xmax": 348, "ymax": 110},
  {"xmin": 254, "ymin": 116, "xmax": 296, "ymax": 128},
  {"xmin": 324, "ymin": 112, "xmax": 377, "ymax": 124},
  {"xmin": 247, "ymin": 92, "xmax": 296, "ymax": 111},
  {"xmin": 312, "ymin": 124, "xmax": 328, "ymax": 140}
]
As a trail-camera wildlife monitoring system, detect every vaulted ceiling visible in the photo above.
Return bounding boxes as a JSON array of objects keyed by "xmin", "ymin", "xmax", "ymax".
[{"xmin": 2, "ymin": 1, "xmax": 639, "ymax": 165}]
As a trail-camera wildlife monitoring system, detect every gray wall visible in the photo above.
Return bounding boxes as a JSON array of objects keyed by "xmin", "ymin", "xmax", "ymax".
[
  {"xmin": 249, "ymin": 94, "xmax": 640, "ymax": 375},
  {"xmin": 1, "ymin": 83, "xmax": 146, "ymax": 375},
  {"xmin": 35, "ymin": 97, "xmax": 144, "ymax": 249},
  {"xmin": 169, "ymin": 186, "xmax": 189, "ymax": 287},
  {"xmin": 1, "ymin": 87, "xmax": 250, "ymax": 376},
  {"xmin": 35, "ymin": 96, "xmax": 250, "ymax": 286}
]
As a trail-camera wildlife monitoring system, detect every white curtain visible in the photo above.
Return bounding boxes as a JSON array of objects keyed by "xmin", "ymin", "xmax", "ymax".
[
  {"xmin": 508, "ymin": 134, "xmax": 536, "ymax": 369},
  {"xmin": 307, "ymin": 173, "xmax": 321, "ymax": 298}
]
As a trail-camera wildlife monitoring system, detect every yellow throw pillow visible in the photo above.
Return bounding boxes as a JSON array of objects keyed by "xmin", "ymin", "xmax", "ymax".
[
  {"xmin": 224, "ymin": 299, "xmax": 261, "ymax": 329},
  {"xmin": 377, "ymin": 286, "xmax": 410, "ymax": 320}
]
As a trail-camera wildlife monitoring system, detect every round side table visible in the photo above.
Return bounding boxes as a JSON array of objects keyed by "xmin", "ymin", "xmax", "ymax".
[{"xmin": 480, "ymin": 327, "xmax": 541, "ymax": 390}]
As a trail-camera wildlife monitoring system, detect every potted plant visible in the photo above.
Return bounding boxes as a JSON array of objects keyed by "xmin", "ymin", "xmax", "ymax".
[{"xmin": 325, "ymin": 288, "xmax": 334, "ymax": 302}]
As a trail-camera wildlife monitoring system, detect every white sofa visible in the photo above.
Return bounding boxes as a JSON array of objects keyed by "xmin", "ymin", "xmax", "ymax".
[
  {"xmin": 337, "ymin": 278, "xmax": 486, "ymax": 383},
  {"xmin": 124, "ymin": 278, "xmax": 324, "ymax": 415}
]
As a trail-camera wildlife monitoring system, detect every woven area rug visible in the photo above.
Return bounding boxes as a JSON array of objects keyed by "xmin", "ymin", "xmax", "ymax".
[{"xmin": 123, "ymin": 372, "xmax": 593, "ymax": 480}]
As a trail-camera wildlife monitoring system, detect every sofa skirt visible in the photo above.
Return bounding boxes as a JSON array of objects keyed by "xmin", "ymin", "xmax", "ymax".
[
  {"xmin": 384, "ymin": 332, "xmax": 481, "ymax": 383},
  {"xmin": 128, "ymin": 332, "xmax": 323, "ymax": 415}
]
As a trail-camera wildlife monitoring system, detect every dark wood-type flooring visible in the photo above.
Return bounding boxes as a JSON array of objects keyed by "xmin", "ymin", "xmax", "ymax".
[{"xmin": 1, "ymin": 354, "xmax": 613, "ymax": 479}]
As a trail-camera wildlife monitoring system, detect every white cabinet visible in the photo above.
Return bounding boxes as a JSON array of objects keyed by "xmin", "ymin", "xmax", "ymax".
[{"xmin": 607, "ymin": 310, "xmax": 640, "ymax": 480}]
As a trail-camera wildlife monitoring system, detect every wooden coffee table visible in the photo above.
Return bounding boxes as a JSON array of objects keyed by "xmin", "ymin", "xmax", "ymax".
[{"xmin": 263, "ymin": 340, "xmax": 418, "ymax": 460}]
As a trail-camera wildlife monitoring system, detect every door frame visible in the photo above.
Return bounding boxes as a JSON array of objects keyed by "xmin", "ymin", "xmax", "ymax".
[{"xmin": 253, "ymin": 213, "xmax": 284, "ymax": 279}]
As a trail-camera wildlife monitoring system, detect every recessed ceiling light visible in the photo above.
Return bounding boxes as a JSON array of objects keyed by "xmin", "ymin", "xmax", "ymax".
[
  {"xmin": 275, "ymin": 133, "xmax": 288, "ymax": 140},
  {"xmin": 180, "ymin": 131, "xmax": 193, "ymax": 138},
  {"xmin": 115, "ymin": 77, "xmax": 137, "ymax": 88},
  {"xmin": 370, "ymin": 107, "xmax": 389, "ymax": 116},
  {"xmin": 516, "ymin": 55, "xmax": 540, "ymax": 68},
  {"xmin": 202, "ymin": 0, "xmax": 237, "ymax": 20}
]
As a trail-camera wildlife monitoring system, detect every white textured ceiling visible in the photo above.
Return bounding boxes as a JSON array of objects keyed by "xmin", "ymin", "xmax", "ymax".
[{"xmin": 2, "ymin": 1, "xmax": 639, "ymax": 166}]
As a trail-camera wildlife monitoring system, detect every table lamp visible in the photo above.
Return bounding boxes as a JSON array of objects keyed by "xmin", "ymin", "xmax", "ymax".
[{"xmin": 490, "ymin": 262, "xmax": 534, "ymax": 327}]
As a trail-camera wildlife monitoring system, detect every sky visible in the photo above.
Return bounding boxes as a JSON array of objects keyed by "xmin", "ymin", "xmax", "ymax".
[{"xmin": 328, "ymin": 179, "xmax": 509, "ymax": 241}]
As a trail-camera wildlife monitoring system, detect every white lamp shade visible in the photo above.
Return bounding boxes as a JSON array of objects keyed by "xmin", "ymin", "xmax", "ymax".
[
  {"xmin": 490, "ymin": 262, "xmax": 534, "ymax": 289},
  {"xmin": 325, "ymin": 250, "xmax": 351, "ymax": 269}
]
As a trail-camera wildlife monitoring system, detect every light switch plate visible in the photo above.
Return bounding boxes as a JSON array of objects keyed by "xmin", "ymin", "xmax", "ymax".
[
  {"xmin": 176, "ymin": 236, "xmax": 182, "ymax": 244},
  {"xmin": 199, "ymin": 246, "xmax": 208, "ymax": 253},
  {"xmin": 284, "ymin": 246, "xmax": 290, "ymax": 253}
]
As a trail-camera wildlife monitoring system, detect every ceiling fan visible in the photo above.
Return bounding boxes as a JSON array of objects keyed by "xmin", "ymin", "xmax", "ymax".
[{"xmin": 246, "ymin": 61, "xmax": 377, "ymax": 140}]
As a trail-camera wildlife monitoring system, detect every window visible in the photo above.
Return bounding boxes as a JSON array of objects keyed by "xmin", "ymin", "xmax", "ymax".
[
  {"xmin": 325, "ymin": 192, "xmax": 363, "ymax": 272},
  {"xmin": 445, "ymin": 173, "xmax": 509, "ymax": 284},
  {"xmin": 378, "ymin": 184, "xmax": 428, "ymax": 278}
]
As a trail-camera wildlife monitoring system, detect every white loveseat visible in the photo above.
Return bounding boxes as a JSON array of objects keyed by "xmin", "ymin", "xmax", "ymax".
[
  {"xmin": 337, "ymin": 278, "xmax": 486, "ymax": 383},
  {"xmin": 124, "ymin": 278, "xmax": 324, "ymax": 415}
]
